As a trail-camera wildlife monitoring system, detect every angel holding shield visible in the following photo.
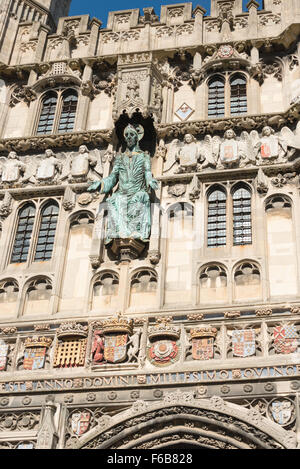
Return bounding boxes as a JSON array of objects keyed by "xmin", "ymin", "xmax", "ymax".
[
  {"xmin": 88, "ymin": 124, "xmax": 158, "ymax": 244},
  {"xmin": 254, "ymin": 126, "xmax": 288, "ymax": 164},
  {"xmin": 59, "ymin": 144, "xmax": 103, "ymax": 183},
  {"xmin": 0, "ymin": 151, "xmax": 26, "ymax": 186}
]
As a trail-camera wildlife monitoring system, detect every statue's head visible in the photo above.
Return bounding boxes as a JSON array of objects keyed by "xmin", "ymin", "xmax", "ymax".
[
  {"xmin": 45, "ymin": 149, "xmax": 54, "ymax": 158},
  {"xmin": 8, "ymin": 151, "xmax": 17, "ymax": 159},
  {"xmin": 184, "ymin": 134, "xmax": 195, "ymax": 144},
  {"xmin": 224, "ymin": 129, "xmax": 236, "ymax": 139},
  {"xmin": 262, "ymin": 126, "xmax": 274, "ymax": 137},
  {"xmin": 79, "ymin": 145, "xmax": 89, "ymax": 154},
  {"xmin": 124, "ymin": 124, "xmax": 144, "ymax": 150}
]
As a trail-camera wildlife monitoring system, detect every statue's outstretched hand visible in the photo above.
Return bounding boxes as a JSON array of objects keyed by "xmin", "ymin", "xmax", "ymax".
[
  {"xmin": 149, "ymin": 179, "xmax": 159, "ymax": 191},
  {"xmin": 87, "ymin": 181, "xmax": 102, "ymax": 192}
]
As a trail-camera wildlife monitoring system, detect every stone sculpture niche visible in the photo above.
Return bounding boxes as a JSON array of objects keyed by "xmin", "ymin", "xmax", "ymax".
[{"xmin": 88, "ymin": 123, "xmax": 158, "ymax": 261}]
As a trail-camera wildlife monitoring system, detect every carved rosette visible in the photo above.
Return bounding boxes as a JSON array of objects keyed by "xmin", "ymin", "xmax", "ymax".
[{"xmin": 147, "ymin": 321, "xmax": 181, "ymax": 367}]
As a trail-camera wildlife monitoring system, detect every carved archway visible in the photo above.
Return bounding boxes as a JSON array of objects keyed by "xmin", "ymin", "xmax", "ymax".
[{"xmin": 66, "ymin": 394, "xmax": 296, "ymax": 450}]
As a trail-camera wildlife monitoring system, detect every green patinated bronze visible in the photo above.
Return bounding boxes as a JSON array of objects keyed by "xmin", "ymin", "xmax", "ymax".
[{"xmin": 88, "ymin": 124, "xmax": 158, "ymax": 244}]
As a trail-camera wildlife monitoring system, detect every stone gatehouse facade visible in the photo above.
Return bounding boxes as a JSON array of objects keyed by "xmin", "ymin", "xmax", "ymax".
[{"xmin": 0, "ymin": 0, "xmax": 299, "ymax": 449}]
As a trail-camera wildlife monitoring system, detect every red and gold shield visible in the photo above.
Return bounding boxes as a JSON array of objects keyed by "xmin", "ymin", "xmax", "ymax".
[
  {"xmin": 24, "ymin": 347, "xmax": 47, "ymax": 370},
  {"xmin": 71, "ymin": 411, "xmax": 91, "ymax": 436},
  {"xmin": 192, "ymin": 337, "xmax": 214, "ymax": 360},
  {"xmin": 0, "ymin": 341, "xmax": 9, "ymax": 371},
  {"xmin": 273, "ymin": 325, "xmax": 298, "ymax": 354},
  {"xmin": 104, "ymin": 334, "xmax": 128, "ymax": 363},
  {"xmin": 261, "ymin": 143, "xmax": 271, "ymax": 158}
]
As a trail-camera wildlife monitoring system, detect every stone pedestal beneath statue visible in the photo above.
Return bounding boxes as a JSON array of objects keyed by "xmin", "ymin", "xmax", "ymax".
[{"xmin": 109, "ymin": 238, "xmax": 146, "ymax": 261}]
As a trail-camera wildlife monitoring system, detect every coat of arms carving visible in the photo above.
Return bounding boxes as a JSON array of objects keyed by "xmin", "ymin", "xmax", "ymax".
[
  {"xmin": 147, "ymin": 321, "xmax": 180, "ymax": 366},
  {"xmin": 23, "ymin": 337, "xmax": 52, "ymax": 371},
  {"xmin": 189, "ymin": 327, "xmax": 217, "ymax": 360},
  {"xmin": 71, "ymin": 411, "xmax": 91, "ymax": 436},
  {"xmin": 0, "ymin": 340, "xmax": 9, "ymax": 371},
  {"xmin": 232, "ymin": 329, "xmax": 256, "ymax": 357},
  {"xmin": 269, "ymin": 400, "xmax": 294, "ymax": 426},
  {"xmin": 273, "ymin": 325, "xmax": 298, "ymax": 354}
]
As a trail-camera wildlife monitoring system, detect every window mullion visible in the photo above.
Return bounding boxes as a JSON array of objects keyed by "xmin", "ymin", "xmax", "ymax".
[
  {"xmin": 224, "ymin": 74, "xmax": 231, "ymax": 118},
  {"xmin": 53, "ymin": 91, "xmax": 63, "ymax": 134},
  {"xmin": 27, "ymin": 201, "xmax": 41, "ymax": 267}
]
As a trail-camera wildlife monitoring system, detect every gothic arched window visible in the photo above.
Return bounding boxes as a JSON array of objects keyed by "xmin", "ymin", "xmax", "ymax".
[
  {"xmin": 36, "ymin": 89, "xmax": 78, "ymax": 135},
  {"xmin": 232, "ymin": 185, "xmax": 252, "ymax": 246},
  {"xmin": 208, "ymin": 76, "xmax": 225, "ymax": 118},
  {"xmin": 199, "ymin": 264, "xmax": 228, "ymax": 304},
  {"xmin": 92, "ymin": 271, "xmax": 119, "ymax": 311},
  {"xmin": 36, "ymin": 92, "xmax": 57, "ymax": 135},
  {"xmin": 34, "ymin": 201, "xmax": 59, "ymax": 261},
  {"xmin": 130, "ymin": 269, "xmax": 158, "ymax": 309},
  {"xmin": 230, "ymin": 74, "xmax": 247, "ymax": 116},
  {"xmin": 57, "ymin": 91, "xmax": 78, "ymax": 133},
  {"xmin": 23, "ymin": 277, "xmax": 52, "ymax": 316},
  {"xmin": 234, "ymin": 261, "xmax": 262, "ymax": 301},
  {"xmin": 11, "ymin": 204, "xmax": 36, "ymax": 263},
  {"xmin": 207, "ymin": 187, "xmax": 227, "ymax": 247}
]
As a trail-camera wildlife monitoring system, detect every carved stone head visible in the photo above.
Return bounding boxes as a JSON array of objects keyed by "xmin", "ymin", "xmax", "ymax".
[
  {"xmin": 78, "ymin": 145, "xmax": 89, "ymax": 154},
  {"xmin": 262, "ymin": 126, "xmax": 274, "ymax": 137},
  {"xmin": 45, "ymin": 149, "xmax": 55, "ymax": 158},
  {"xmin": 184, "ymin": 133, "xmax": 195, "ymax": 144},
  {"xmin": 8, "ymin": 151, "xmax": 18, "ymax": 159},
  {"xmin": 224, "ymin": 129, "xmax": 236, "ymax": 140}
]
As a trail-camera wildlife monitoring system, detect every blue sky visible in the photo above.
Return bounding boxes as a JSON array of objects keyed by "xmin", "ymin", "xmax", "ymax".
[{"xmin": 69, "ymin": 0, "xmax": 263, "ymax": 26}]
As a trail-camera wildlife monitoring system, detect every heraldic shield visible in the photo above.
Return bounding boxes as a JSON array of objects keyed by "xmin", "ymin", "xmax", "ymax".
[
  {"xmin": 101, "ymin": 317, "xmax": 133, "ymax": 364},
  {"xmin": 192, "ymin": 337, "xmax": 214, "ymax": 360},
  {"xmin": 71, "ymin": 411, "xmax": 91, "ymax": 436},
  {"xmin": 232, "ymin": 329, "xmax": 256, "ymax": 357},
  {"xmin": 273, "ymin": 325, "xmax": 298, "ymax": 354},
  {"xmin": 23, "ymin": 337, "xmax": 52, "ymax": 371},
  {"xmin": 147, "ymin": 321, "xmax": 181, "ymax": 366},
  {"xmin": 104, "ymin": 334, "xmax": 128, "ymax": 363},
  {"xmin": 271, "ymin": 400, "xmax": 293, "ymax": 425},
  {"xmin": 190, "ymin": 327, "xmax": 217, "ymax": 361},
  {"xmin": 24, "ymin": 347, "xmax": 47, "ymax": 370},
  {"xmin": 0, "ymin": 341, "xmax": 9, "ymax": 371},
  {"xmin": 148, "ymin": 340, "xmax": 178, "ymax": 365}
]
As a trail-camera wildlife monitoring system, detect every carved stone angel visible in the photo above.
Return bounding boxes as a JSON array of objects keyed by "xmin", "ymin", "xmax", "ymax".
[
  {"xmin": 217, "ymin": 129, "xmax": 255, "ymax": 169},
  {"xmin": 200, "ymin": 135, "xmax": 220, "ymax": 170},
  {"xmin": 278, "ymin": 121, "xmax": 300, "ymax": 159},
  {"xmin": 0, "ymin": 151, "xmax": 26, "ymax": 186},
  {"xmin": 60, "ymin": 145, "xmax": 103, "ymax": 183},
  {"xmin": 22, "ymin": 149, "xmax": 63, "ymax": 185},
  {"xmin": 254, "ymin": 126, "xmax": 288, "ymax": 164},
  {"xmin": 163, "ymin": 134, "xmax": 202, "ymax": 174}
]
